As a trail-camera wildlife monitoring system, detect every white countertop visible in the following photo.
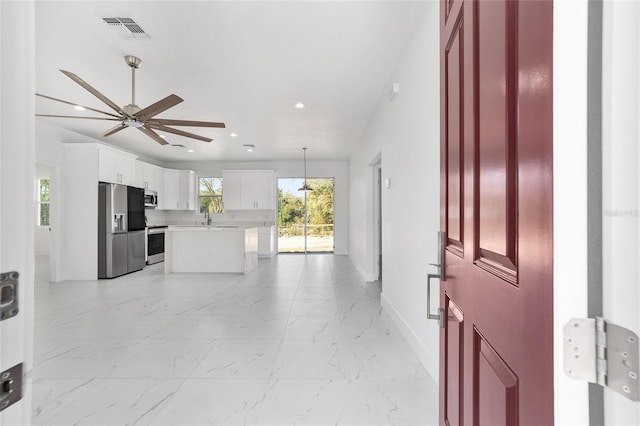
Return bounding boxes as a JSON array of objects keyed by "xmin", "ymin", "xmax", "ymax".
[{"xmin": 167, "ymin": 225, "xmax": 257, "ymax": 232}]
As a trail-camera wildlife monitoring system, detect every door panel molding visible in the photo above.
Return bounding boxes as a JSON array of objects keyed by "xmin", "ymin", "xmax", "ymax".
[
  {"xmin": 445, "ymin": 18, "xmax": 465, "ymax": 256},
  {"xmin": 475, "ymin": 331, "xmax": 519, "ymax": 425},
  {"xmin": 444, "ymin": 297, "xmax": 464, "ymax": 426},
  {"xmin": 474, "ymin": 0, "xmax": 518, "ymax": 284}
]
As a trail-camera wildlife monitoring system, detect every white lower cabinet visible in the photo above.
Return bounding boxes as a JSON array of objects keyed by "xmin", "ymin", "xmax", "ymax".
[{"xmin": 258, "ymin": 226, "xmax": 275, "ymax": 257}]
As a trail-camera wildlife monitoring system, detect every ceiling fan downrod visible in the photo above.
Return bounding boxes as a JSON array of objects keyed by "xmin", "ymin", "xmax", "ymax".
[{"xmin": 124, "ymin": 55, "xmax": 142, "ymax": 108}]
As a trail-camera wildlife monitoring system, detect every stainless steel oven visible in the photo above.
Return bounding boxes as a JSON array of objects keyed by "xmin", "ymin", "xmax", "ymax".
[{"xmin": 147, "ymin": 226, "xmax": 167, "ymax": 264}]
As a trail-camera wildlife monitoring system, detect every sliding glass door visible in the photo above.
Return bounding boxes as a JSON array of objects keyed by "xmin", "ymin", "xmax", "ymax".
[{"xmin": 277, "ymin": 178, "xmax": 334, "ymax": 253}]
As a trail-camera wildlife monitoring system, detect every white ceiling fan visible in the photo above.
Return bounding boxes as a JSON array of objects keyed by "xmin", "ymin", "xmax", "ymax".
[{"xmin": 36, "ymin": 55, "xmax": 225, "ymax": 145}]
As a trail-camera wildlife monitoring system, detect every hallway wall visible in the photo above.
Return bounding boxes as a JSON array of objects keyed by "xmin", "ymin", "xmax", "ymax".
[{"xmin": 348, "ymin": 3, "xmax": 440, "ymax": 381}]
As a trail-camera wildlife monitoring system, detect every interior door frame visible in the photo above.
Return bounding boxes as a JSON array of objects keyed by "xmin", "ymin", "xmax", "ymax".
[
  {"xmin": 372, "ymin": 160, "xmax": 382, "ymax": 281},
  {"xmin": 553, "ymin": 0, "xmax": 595, "ymax": 424},
  {"xmin": 35, "ymin": 162, "xmax": 63, "ymax": 282},
  {"xmin": 0, "ymin": 2, "xmax": 36, "ymax": 424}
]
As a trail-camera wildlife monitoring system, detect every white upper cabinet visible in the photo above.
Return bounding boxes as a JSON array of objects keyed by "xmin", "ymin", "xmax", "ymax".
[
  {"xmin": 154, "ymin": 167, "xmax": 164, "ymax": 203},
  {"xmin": 134, "ymin": 161, "xmax": 159, "ymax": 191},
  {"xmin": 162, "ymin": 169, "xmax": 180, "ymax": 210},
  {"xmin": 221, "ymin": 171, "xmax": 242, "ymax": 210},
  {"xmin": 162, "ymin": 169, "xmax": 196, "ymax": 210},
  {"xmin": 179, "ymin": 170, "xmax": 196, "ymax": 211},
  {"xmin": 98, "ymin": 147, "xmax": 136, "ymax": 185},
  {"xmin": 222, "ymin": 170, "xmax": 275, "ymax": 210}
]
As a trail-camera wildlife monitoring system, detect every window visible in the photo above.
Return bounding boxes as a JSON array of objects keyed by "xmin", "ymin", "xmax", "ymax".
[
  {"xmin": 36, "ymin": 178, "xmax": 50, "ymax": 226},
  {"xmin": 199, "ymin": 177, "xmax": 223, "ymax": 213}
]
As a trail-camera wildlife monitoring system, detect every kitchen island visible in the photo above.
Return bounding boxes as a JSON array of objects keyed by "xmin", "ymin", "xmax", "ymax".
[{"xmin": 164, "ymin": 226, "xmax": 258, "ymax": 274}]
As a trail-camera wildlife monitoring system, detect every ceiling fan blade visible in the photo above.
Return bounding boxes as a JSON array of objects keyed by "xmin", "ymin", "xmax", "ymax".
[
  {"xmin": 36, "ymin": 93, "xmax": 122, "ymax": 118},
  {"xmin": 139, "ymin": 126, "xmax": 169, "ymax": 145},
  {"xmin": 36, "ymin": 114, "xmax": 121, "ymax": 121},
  {"xmin": 150, "ymin": 119, "xmax": 226, "ymax": 128},
  {"xmin": 101, "ymin": 123, "xmax": 127, "ymax": 137},
  {"xmin": 134, "ymin": 94, "xmax": 183, "ymax": 120},
  {"xmin": 147, "ymin": 124, "xmax": 212, "ymax": 142},
  {"xmin": 60, "ymin": 70, "xmax": 127, "ymax": 117}
]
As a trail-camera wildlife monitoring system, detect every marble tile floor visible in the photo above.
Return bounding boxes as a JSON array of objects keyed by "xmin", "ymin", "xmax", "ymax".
[{"xmin": 32, "ymin": 254, "xmax": 438, "ymax": 425}]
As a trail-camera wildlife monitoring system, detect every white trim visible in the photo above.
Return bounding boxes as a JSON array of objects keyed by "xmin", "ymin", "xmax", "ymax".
[
  {"xmin": 349, "ymin": 253, "xmax": 376, "ymax": 282},
  {"xmin": 553, "ymin": 1, "xmax": 590, "ymax": 424},
  {"xmin": 381, "ymin": 291, "xmax": 439, "ymax": 383}
]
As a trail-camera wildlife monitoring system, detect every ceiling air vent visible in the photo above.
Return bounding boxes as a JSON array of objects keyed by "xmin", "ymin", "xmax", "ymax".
[{"xmin": 102, "ymin": 17, "xmax": 150, "ymax": 39}]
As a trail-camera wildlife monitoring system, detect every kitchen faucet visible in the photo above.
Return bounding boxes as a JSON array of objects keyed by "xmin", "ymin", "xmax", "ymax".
[{"xmin": 204, "ymin": 210, "xmax": 212, "ymax": 225}]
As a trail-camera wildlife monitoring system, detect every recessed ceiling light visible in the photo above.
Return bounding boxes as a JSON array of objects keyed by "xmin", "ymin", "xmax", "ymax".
[
  {"xmin": 230, "ymin": 133, "xmax": 238, "ymax": 138},
  {"xmin": 187, "ymin": 149, "xmax": 194, "ymax": 153},
  {"xmin": 73, "ymin": 105, "xmax": 85, "ymax": 111},
  {"xmin": 159, "ymin": 135, "xmax": 166, "ymax": 139},
  {"xmin": 295, "ymin": 102, "xmax": 305, "ymax": 109}
]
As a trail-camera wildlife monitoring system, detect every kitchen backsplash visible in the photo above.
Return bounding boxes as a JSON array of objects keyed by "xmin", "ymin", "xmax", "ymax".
[{"xmin": 145, "ymin": 208, "xmax": 276, "ymax": 226}]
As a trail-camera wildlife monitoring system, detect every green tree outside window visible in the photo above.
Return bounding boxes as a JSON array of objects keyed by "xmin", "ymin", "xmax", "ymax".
[
  {"xmin": 36, "ymin": 179, "xmax": 50, "ymax": 226},
  {"xmin": 199, "ymin": 177, "xmax": 224, "ymax": 213}
]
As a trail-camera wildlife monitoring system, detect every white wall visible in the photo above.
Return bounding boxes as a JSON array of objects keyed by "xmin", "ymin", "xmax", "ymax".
[
  {"xmin": 61, "ymin": 144, "xmax": 99, "ymax": 280},
  {"xmin": 348, "ymin": 3, "xmax": 440, "ymax": 382},
  {"xmin": 35, "ymin": 121, "xmax": 88, "ymax": 281},
  {"xmin": 165, "ymin": 160, "xmax": 349, "ymax": 255}
]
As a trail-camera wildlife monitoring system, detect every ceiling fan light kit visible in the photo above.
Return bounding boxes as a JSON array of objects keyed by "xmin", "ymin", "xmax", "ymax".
[{"xmin": 36, "ymin": 55, "xmax": 225, "ymax": 146}]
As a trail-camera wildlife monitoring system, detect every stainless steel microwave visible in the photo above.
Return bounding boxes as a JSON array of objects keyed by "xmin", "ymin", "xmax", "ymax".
[{"xmin": 144, "ymin": 190, "xmax": 158, "ymax": 208}]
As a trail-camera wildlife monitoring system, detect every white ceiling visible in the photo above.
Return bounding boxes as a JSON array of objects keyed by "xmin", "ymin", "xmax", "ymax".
[{"xmin": 35, "ymin": 1, "xmax": 428, "ymax": 163}]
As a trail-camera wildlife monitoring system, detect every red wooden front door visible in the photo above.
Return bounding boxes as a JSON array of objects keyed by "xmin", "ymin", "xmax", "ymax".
[{"xmin": 439, "ymin": 0, "xmax": 554, "ymax": 424}]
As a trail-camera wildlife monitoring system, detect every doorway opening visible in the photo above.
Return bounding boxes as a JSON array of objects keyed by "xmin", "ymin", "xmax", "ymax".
[
  {"xmin": 34, "ymin": 162, "xmax": 60, "ymax": 283},
  {"xmin": 374, "ymin": 163, "xmax": 382, "ymax": 280},
  {"xmin": 277, "ymin": 177, "xmax": 334, "ymax": 253}
]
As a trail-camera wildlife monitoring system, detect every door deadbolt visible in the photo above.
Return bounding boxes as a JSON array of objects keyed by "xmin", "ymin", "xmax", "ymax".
[
  {"xmin": 0, "ymin": 363, "xmax": 22, "ymax": 411},
  {"xmin": 0, "ymin": 271, "xmax": 19, "ymax": 321}
]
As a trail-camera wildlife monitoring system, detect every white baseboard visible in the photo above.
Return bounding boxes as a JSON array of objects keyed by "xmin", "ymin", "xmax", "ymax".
[
  {"xmin": 349, "ymin": 253, "xmax": 376, "ymax": 281},
  {"xmin": 381, "ymin": 292, "xmax": 439, "ymax": 384}
]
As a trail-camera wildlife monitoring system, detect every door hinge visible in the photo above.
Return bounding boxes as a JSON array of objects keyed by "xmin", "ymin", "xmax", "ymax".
[
  {"xmin": 0, "ymin": 271, "xmax": 19, "ymax": 321},
  {"xmin": 564, "ymin": 317, "xmax": 639, "ymax": 401},
  {"xmin": 0, "ymin": 363, "xmax": 23, "ymax": 411}
]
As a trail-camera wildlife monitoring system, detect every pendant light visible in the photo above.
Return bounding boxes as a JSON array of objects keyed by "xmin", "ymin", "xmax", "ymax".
[{"xmin": 298, "ymin": 147, "xmax": 313, "ymax": 192}]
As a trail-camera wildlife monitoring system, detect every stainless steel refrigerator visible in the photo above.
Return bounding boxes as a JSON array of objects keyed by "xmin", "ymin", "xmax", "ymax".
[
  {"xmin": 126, "ymin": 186, "xmax": 146, "ymax": 273},
  {"xmin": 98, "ymin": 183, "xmax": 146, "ymax": 278},
  {"xmin": 98, "ymin": 182, "xmax": 129, "ymax": 278}
]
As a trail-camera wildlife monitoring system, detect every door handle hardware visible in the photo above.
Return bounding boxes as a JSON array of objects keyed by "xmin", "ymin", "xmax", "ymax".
[
  {"xmin": 0, "ymin": 271, "xmax": 19, "ymax": 321},
  {"xmin": 0, "ymin": 363, "xmax": 23, "ymax": 412},
  {"xmin": 427, "ymin": 273, "xmax": 445, "ymax": 328},
  {"xmin": 426, "ymin": 232, "xmax": 446, "ymax": 327}
]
